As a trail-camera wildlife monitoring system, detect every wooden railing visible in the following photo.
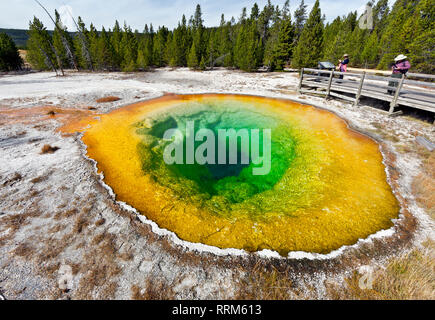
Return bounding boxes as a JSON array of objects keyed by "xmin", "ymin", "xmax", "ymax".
[{"xmin": 297, "ymin": 68, "xmax": 435, "ymax": 115}]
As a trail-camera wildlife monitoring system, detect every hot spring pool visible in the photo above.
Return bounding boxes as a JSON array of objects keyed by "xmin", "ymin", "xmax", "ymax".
[{"xmin": 77, "ymin": 94, "xmax": 399, "ymax": 255}]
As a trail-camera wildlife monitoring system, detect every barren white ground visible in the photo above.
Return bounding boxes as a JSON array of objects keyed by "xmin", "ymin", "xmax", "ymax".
[{"xmin": 0, "ymin": 68, "xmax": 434, "ymax": 299}]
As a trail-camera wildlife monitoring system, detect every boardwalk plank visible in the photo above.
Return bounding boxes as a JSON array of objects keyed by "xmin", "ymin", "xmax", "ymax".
[{"xmin": 300, "ymin": 69, "xmax": 435, "ymax": 114}]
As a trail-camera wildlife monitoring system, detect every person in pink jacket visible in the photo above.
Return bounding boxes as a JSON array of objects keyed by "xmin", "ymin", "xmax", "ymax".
[
  {"xmin": 338, "ymin": 54, "xmax": 349, "ymax": 79},
  {"xmin": 388, "ymin": 54, "xmax": 411, "ymax": 94}
]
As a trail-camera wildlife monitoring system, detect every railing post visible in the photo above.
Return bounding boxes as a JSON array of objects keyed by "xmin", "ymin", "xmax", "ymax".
[
  {"xmin": 326, "ymin": 70, "xmax": 334, "ymax": 98},
  {"xmin": 389, "ymin": 73, "xmax": 405, "ymax": 114},
  {"xmin": 354, "ymin": 71, "xmax": 366, "ymax": 107},
  {"xmin": 298, "ymin": 68, "xmax": 304, "ymax": 94}
]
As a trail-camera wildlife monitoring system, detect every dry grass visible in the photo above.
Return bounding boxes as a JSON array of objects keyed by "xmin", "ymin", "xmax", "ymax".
[
  {"xmin": 54, "ymin": 208, "xmax": 78, "ymax": 220},
  {"xmin": 326, "ymin": 241, "xmax": 435, "ymax": 300},
  {"xmin": 131, "ymin": 280, "xmax": 175, "ymax": 300},
  {"xmin": 131, "ymin": 285, "xmax": 146, "ymax": 300},
  {"xmin": 32, "ymin": 196, "xmax": 121, "ymax": 299},
  {"xmin": 412, "ymin": 152, "xmax": 435, "ymax": 219},
  {"xmin": 0, "ymin": 204, "xmax": 43, "ymax": 249},
  {"xmin": 63, "ymin": 208, "xmax": 78, "ymax": 218},
  {"xmin": 29, "ymin": 190, "xmax": 39, "ymax": 197},
  {"xmin": 96, "ymin": 96, "xmax": 121, "ymax": 103},
  {"xmin": 73, "ymin": 212, "xmax": 89, "ymax": 234},
  {"xmin": 37, "ymin": 233, "xmax": 74, "ymax": 263},
  {"xmin": 395, "ymin": 144, "xmax": 413, "ymax": 154},
  {"xmin": 2, "ymin": 172, "xmax": 22, "ymax": 186},
  {"xmin": 44, "ymin": 262, "xmax": 62, "ymax": 277},
  {"xmin": 369, "ymin": 122, "xmax": 401, "ymax": 142},
  {"xmin": 72, "ymin": 205, "xmax": 93, "ymax": 233},
  {"xmin": 92, "ymin": 233, "xmax": 105, "ymax": 245},
  {"xmin": 0, "ymin": 185, "xmax": 128, "ymax": 299},
  {"xmin": 30, "ymin": 176, "xmax": 46, "ymax": 184},
  {"xmin": 12, "ymin": 243, "xmax": 34, "ymax": 258},
  {"xmin": 47, "ymin": 224, "xmax": 67, "ymax": 234},
  {"xmin": 235, "ymin": 264, "xmax": 303, "ymax": 300},
  {"xmin": 30, "ymin": 170, "xmax": 53, "ymax": 184},
  {"xmin": 1, "ymin": 210, "xmax": 40, "ymax": 233},
  {"xmin": 236, "ymin": 241, "xmax": 434, "ymax": 300},
  {"xmin": 95, "ymin": 218, "xmax": 105, "ymax": 226},
  {"xmin": 40, "ymin": 144, "xmax": 59, "ymax": 154},
  {"xmin": 118, "ymin": 251, "xmax": 134, "ymax": 261},
  {"xmin": 74, "ymin": 233, "xmax": 122, "ymax": 299}
]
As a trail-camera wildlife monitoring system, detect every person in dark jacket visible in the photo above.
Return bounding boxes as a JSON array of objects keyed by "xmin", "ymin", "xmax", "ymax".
[{"xmin": 388, "ymin": 54, "xmax": 411, "ymax": 94}]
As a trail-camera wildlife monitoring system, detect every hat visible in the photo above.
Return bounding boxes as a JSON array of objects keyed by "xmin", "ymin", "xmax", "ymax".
[
  {"xmin": 343, "ymin": 54, "xmax": 349, "ymax": 57},
  {"xmin": 394, "ymin": 54, "xmax": 407, "ymax": 62}
]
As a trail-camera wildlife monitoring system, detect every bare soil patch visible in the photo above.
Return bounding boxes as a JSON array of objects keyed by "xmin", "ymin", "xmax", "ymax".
[{"xmin": 96, "ymin": 96, "xmax": 121, "ymax": 103}]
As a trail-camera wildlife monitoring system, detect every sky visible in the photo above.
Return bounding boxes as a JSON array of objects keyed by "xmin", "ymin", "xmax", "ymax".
[{"xmin": 0, "ymin": 0, "xmax": 390, "ymax": 31}]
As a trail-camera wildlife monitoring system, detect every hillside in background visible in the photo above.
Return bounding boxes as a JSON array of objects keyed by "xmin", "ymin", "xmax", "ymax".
[
  {"xmin": 0, "ymin": 28, "xmax": 67, "ymax": 49},
  {"xmin": 0, "ymin": 28, "xmax": 30, "ymax": 48}
]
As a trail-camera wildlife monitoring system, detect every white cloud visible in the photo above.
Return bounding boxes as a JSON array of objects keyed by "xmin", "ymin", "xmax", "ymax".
[
  {"xmin": 58, "ymin": 5, "xmax": 75, "ymax": 30},
  {"xmin": 357, "ymin": 4, "xmax": 367, "ymax": 17}
]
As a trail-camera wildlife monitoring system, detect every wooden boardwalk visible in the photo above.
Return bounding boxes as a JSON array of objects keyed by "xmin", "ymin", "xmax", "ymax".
[{"xmin": 297, "ymin": 68, "xmax": 435, "ymax": 115}]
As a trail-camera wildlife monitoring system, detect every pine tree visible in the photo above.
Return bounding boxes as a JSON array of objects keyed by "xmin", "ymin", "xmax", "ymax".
[
  {"xmin": 31, "ymin": 3, "xmax": 65, "ymax": 75},
  {"xmin": 407, "ymin": 0, "xmax": 435, "ymax": 73},
  {"xmin": 180, "ymin": 16, "xmax": 190, "ymax": 66},
  {"xmin": 188, "ymin": 32, "xmax": 201, "ymax": 69},
  {"xmin": 217, "ymin": 15, "xmax": 233, "ymax": 67},
  {"xmin": 27, "ymin": 17, "xmax": 57, "ymax": 71},
  {"xmin": 377, "ymin": 0, "xmax": 419, "ymax": 70},
  {"xmin": 234, "ymin": 18, "xmax": 261, "ymax": 72},
  {"xmin": 0, "ymin": 33, "xmax": 23, "ymax": 71},
  {"xmin": 322, "ymin": 17, "xmax": 341, "ymax": 61},
  {"xmin": 282, "ymin": 0, "xmax": 290, "ymax": 19},
  {"xmin": 258, "ymin": 1, "xmax": 274, "ymax": 41},
  {"xmin": 187, "ymin": 41, "xmax": 199, "ymax": 69},
  {"xmin": 188, "ymin": 4, "xmax": 205, "ymax": 66},
  {"xmin": 97, "ymin": 27, "xmax": 116, "ymax": 70},
  {"xmin": 239, "ymin": 7, "xmax": 248, "ymax": 24},
  {"xmin": 361, "ymin": 29, "xmax": 379, "ymax": 68},
  {"xmin": 206, "ymin": 29, "xmax": 220, "ymax": 68},
  {"xmin": 153, "ymin": 26, "xmax": 169, "ymax": 67},
  {"xmin": 372, "ymin": 0, "xmax": 390, "ymax": 35},
  {"xmin": 111, "ymin": 21, "xmax": 122, "ymax": 69},
  {"xmin": 292, "ymin": 0, "xmax": 323, "ymax": 68},
  {"xmin": 73, "ymin": 17, "xmax": 93, "ymax": 70},
  {"xmin": 322, "ymin": 11, "xmax": 357, "ymax": 65},
  {"xmin": 251, "ymin": 3, "xmax": 260, "ymax": 20},
  {"xmin": 199, "ymin": 55, "xmax": 206, "ymax": 70},
  {"xmin": 271, "ymin": 15, "xmax": 295, "ymax": 70},
  {"xmin": 262, "ymin": 5, "xmax": 281, "ymax": 69},
  {"xmin": 348, "ymin": 26, "xmax": 369, "ymax": 66},
  {"xmin": 234, "ymin": 19, "xmax": 247, "ymax": 69},
  {"xmin": 119, "ymin": 24, "xmax": 138, "ymax": 71},
  {"xmin": 88, "ymin": 23, "xmax": 99, "ymax": 68},
  {"xmin": 52, "ymin": 10, "xmax": 76, "ymax": 70},
  {"xmin": 293, "ymin": 0, "xmax": 308, "ymax": 43},
  {"xmin": 193, "ymin": 4, "xmax": 204, "ymax": 29},
  {"xmin": 137, "ymin": 24, "xmax": 154, "ymax": 69},
  {"xmin": 169, "ymin": 16, "xmax": 189, "ymax": 67}
]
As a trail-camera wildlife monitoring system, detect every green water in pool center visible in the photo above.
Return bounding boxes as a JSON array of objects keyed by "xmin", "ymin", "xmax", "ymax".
[{"xmin": 135, "ymin": 102, "xmax": 297, "ymax": 205}]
